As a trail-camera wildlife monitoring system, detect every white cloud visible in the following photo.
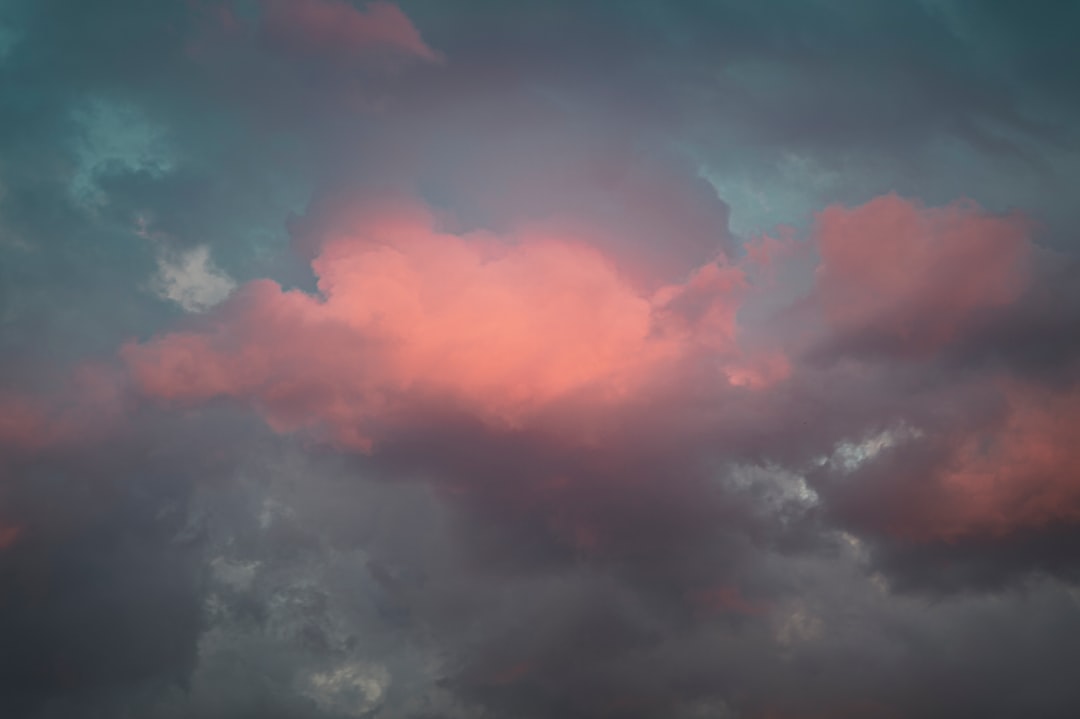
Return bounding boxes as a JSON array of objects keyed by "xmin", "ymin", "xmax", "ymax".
[
  {"xmin": 304, "ymin": 662, "xmax": 391, "ymax": 717},
  {"xmin": 823, "ymin": 424, "xmax": 923, "ymax": 473},
  {"xmin": 151, "ymin": 245, "xmax": 236, "ymax": 313},
  {"xmin": 725, "ymin": 462, "xmax": 821, "ymax": 517}
]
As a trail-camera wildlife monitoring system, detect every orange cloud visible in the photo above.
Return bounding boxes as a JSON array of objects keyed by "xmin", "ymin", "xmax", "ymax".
[
  {"xmin": 815, "ymin": 194, "xmax": 1031, "ymax": 354},
  {"xmin": 122, "ymin": 198, "xmax": 784, "ymax": 451}
]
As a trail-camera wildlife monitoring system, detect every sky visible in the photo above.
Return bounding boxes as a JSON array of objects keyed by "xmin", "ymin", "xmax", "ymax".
[{"xmin": 1, "ymin": 1, "xmax": 1080, "ymax": 717}]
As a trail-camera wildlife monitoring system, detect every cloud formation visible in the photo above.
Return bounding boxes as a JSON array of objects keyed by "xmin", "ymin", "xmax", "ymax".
[
  {"xmin": 122, "ymin": 194, "xmax": 783, "ymax": 450},
  {"xmin": 2, "ymin": 0, "xmax": 1080, "ymax": 717},
  {"xmin": 814, "ymin": 194, "xmax": 1032, "ymax": 355}
]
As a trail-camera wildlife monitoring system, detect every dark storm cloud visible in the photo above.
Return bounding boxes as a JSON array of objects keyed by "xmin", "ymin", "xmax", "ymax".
[
  {"xmin": 106, "ymin": 438, "xmax": 1080, "ymax": 719},
  {"xmin": 0, "ymin": 409, "xmax": 246, "ymax": 718}
]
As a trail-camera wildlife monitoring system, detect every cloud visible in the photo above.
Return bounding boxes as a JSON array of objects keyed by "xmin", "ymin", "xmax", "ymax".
[
  {"xmin": 920, "ymin": 380, "xmax": 1080, "ymax": 538},
  {"xmin": 0, "ymin": 524, "xmax": 21, "ymax": 550},
  {"xmin": 121, "ymin": 193, "xmax": 784, "ymax": 451},
  {"xmin": 15, "ymin": 189, "xmax": 1072, "ymax": 594},
  {"xmin": 96, "ymin": 191, "xmax": 1080, "ymax": 580},
  {"xmin": 3, "ymin": 0, "xmax": 1080, "ymax": 716},
  {"xmin": 0, "ymin": 363, "xmax": 127, "ymax": 454},
  {"xmin": 150, "ymin": 244, "xmax": 236, "ymax": 313},
  {"xmin": 813, "ymin": 193, "xmax": 1032, "ymax": 356},
  {"xmin": 303, "ymin": 661, "xmax": 390, "ymax": 716},
  {"xmin": 260, "ymin": 0, "xmax": 441, "ymax": 64},
  {"xmin": 0, "ymin": 411, "xmax": 231, "ymax": 719},
  {"xmin": 824, "ymin": 378, "xmax": 1080, "ymax": 544}
]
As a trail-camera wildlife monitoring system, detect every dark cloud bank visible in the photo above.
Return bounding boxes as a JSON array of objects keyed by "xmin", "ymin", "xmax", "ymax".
[{"xmin": 2, "ymin": 1, "xmax": 1080, "ymax": 718}]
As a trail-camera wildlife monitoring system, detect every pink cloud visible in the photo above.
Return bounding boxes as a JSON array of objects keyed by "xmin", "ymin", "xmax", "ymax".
[
  {"xmin": 0, "ymin": 396, "xmax": 52, "ymax": 452},
  {"xmin": 121, "ymin": 196, "xmax": 785, "ymax": 452},
  {"xmin": 261, "ymin": 0, "xmax": 441, "ymax": 63},
  {"xmin": 891, "ymin": 380, "xmax": 1080, "ymax": 541},
  {"xmin": 0, "ymin": 524, "xmax": 22, "ymax": 551},
  {"xmin": 814, "ymin": 194, "xmax": 1032, "ymax": 354},
  {"xmin": 800, "ymin": 195, "xmax": 1080, "ymax": 543},
  {"xmin": 14, "ymin": 191, "xmax": 1058, "ymax": 550},
  {"xmin": 0, "ymin": 364, "xmax": 126, "ymax": 454}
]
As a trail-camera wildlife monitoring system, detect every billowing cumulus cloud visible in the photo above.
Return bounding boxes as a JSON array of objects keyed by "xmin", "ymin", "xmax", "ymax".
[
  {"xmin": 121, "ymin": 193, "xmax": 784, "ymax": 450},
  {"xmin": 813, "ymin": 194, "xmax": 1032, "ymax": 356},
  {"xmin": 3, "ymin": 0, "xmax": 1080, "ymax": 718}
]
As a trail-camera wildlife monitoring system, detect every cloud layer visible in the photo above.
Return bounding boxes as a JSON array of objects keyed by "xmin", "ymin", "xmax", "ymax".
[{"xmin": 2, "ymin": 1, "xmax": 1080, "ymax": 718}]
